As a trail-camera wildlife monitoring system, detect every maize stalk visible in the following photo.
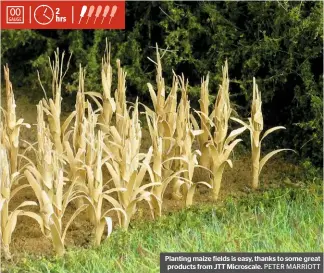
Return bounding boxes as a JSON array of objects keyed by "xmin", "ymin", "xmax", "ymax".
[
  {"xmin": 197, "ymin": 73, "xmax": 211, "ymax": 170},
  {"xmin": 147, "ymin": 45, "xmax": 178, "ymax": 151},
  {"xmin": 24, "ymin": 153, "xmax": 86, "ymax": 256},
  {"xmin": 146, "ymin": 112, "xmax": 185, "ymax": 211},
  {"xmin": 1, "ymin": 65, "xmax": 30, "ymax": 174},
  {"xmin": 114, "ymin": 59, "xmax": 128, "ymax": 138},
  {"xmin": 77, "ymin": 130, "xmax": 127, "ymax": 246},
  {"xmin": 106, "ymin": 101, "xmax": 161, "ymax": 229},
  {"xmin": 85, "ymin": 40, "xmax": 116, "ymax": 134},
  {"xmin": 62, "ymin": 66, "xmax": 87, "ymax": 196},
  {"xmin": 231, "ymin": 78, "xmax": 294, "ymax": 189},
  {"xmin": 0, "ymin": 145, "xmax": 38, "ymax": 260},
  {"xmin": 169, "ymin": 75, "xmax": 211, "ymax": 206},
  {"xmin": 146, "ymin": 46, "xmax": 179, "ymax": 200},
  {"xmin": 72, "ymin": 65, "xmax": 87, "ymax": 154},
  {"xmin": 40, "ymin": 49, "xmax": 74, "ymax": 154},
  {"xmin": 24, "ymin": 109, "xmax": 86, "ymax": 256},
  {"xmin": 193, "ymin": 61, "xmax": 246, "ymax": 200},
  {"xmin": 100, "ymin": 41, "xmax": 116, "ymax": 126},
  {"xmin": 0, "ymin": 66, "xmax": 40, "ymax": 259}
]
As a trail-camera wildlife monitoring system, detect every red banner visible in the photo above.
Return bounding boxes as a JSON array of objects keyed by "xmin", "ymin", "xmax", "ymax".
[{"xmin": 1, "ymin": 0, "xmax": 125, "ymax": 29}]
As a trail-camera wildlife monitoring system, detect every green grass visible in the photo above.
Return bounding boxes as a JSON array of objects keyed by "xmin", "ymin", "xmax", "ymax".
[{"xmin": 5, "ymin": 184, "xmax": 323, "ymax": 273}]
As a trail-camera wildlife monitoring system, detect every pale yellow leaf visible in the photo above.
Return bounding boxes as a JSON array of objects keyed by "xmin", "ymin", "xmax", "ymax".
[
  {"xmin": 259, "ymin": 149, "xmax": 294, "ymax": 175},
  {"xmin": 261, "ymin": 126, "xmax": 286, "ymax": 143}
]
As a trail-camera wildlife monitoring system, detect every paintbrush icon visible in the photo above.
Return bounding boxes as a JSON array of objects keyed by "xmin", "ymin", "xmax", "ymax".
[
  {"xmin": 79, "ymin": 5, "xmax": 87, "ymax": 24},
  {"xmin": 94, "ymin": 6, "xmax": 102, "ymax": 24}
]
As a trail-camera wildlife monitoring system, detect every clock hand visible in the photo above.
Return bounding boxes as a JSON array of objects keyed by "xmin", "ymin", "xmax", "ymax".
[{"xmin": 43, "ymin": 8, "xmax": 50, "ymax": 20}]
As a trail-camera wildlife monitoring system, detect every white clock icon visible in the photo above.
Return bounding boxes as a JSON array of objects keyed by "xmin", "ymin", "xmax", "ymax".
[{"xmin": 34, "ymin": 5, "xmax": 54, "ymax": 25}]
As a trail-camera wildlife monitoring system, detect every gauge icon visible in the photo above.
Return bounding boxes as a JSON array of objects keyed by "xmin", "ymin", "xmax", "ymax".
[{"xmin": 34, "ymin": 5, "xmax": 54, "ymax": 25}]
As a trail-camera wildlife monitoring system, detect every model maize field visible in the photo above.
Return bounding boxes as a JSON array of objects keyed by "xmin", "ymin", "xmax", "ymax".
[{"xmin": 0, "ymin": 44, "xmax": 293, "ymax": 259}]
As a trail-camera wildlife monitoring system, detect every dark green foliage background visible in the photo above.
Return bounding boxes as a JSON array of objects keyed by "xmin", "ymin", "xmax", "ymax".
[{"xmin": 1, "ymin": 1, "xmax": 323, "ymax": 165}]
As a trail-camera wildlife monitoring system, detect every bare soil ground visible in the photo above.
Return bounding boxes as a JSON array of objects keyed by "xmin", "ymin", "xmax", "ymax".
[{"xmin": 3, "ymin": 94, "xmax": 300, "ymax": 261}]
